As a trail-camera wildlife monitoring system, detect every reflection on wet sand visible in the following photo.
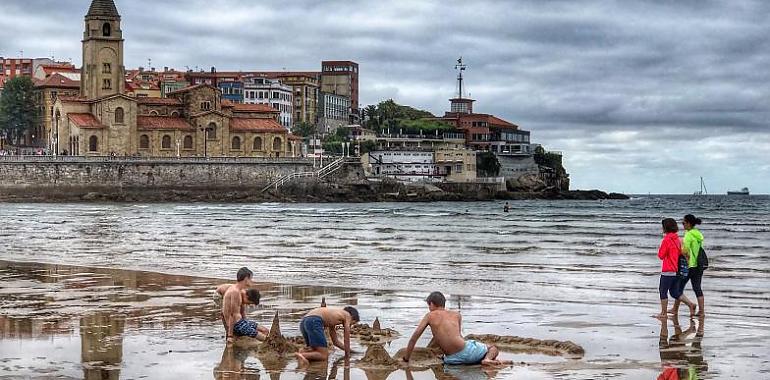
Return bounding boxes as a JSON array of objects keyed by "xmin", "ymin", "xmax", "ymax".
[
  {"xmin": 81, "ymin": 313, "xmax": 124, "ymax": 380},
  {"xmin": 658, "ymin": 316, "xmax": 707, "ymax": 379}
]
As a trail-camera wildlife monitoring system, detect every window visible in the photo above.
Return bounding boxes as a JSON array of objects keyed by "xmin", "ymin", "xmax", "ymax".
[
  {"xmin": 51, "ymin": 91, "xmax": 58, "ymax": 100},
  {"xmin": 231, "ymin": 136, "xmax": 241, "ymax": 150},
  {"xmin": 207, "ymin": 122, "xmax": 217, "ymax": 139},
  {"xmin": 183, "ymin": 135, "xmax": 193, "ymax": 149},
  {"xmin": 139, "ymin": 135, "xmax": 150, "ymax": 149},
  {"xmin": 170, "ymin": 111, "xmax": 180, "ymax": 117},
  {"xmin": 103, "ymin": 23, "xmax": 111, "ymax": 37},
  {"xmin": 201, "ymin": 101, "xmax": 211, "ymax": 111},
  {"xmin": 161, "ymin": 135, "xmax": 172, "ymax": 149},
  {"xmin": 102, "ymin": 63, "xmax": 111, "ymax": 74},
  {"xmin": 272, "ymin": 137, "xmax": 282, "ymax": 151},
  {"xmin": 102, "ymin": 79, "xmax": 112, "ymax": 89},
  {"xmin": 149, "ymin": 110, "xmax": 159, "ymax": 116},
  {"xmin": 114, "ymin": 107, "xmax": 124, "ymax": 124},
  {"xmin": 253, "ymin": 137, "xmax": 263, "ymax": 151},
  {"xmin": 88, "ymin": 136, "xmax": 98, "ymax": 152}
]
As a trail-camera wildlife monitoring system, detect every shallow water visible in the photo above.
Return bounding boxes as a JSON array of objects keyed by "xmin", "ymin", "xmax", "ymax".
[{"xmin": 1, "ymin": 195, "xmax": 769, "ymax": 379}]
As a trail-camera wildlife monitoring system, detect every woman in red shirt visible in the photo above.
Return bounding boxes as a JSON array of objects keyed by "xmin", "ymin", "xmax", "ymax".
[{"xmin": 656, "ymin": 218, "xmax": 696, "ymax": 320}]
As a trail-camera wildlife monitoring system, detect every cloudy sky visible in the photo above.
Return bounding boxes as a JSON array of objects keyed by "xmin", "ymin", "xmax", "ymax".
[{"xmin": 1, "ymin": 0, "xmax": 768, "ymax": 194}]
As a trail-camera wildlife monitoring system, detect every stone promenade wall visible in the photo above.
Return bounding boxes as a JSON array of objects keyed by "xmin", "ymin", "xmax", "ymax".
[{"xmin": 0, "ymin": 158, "xmax": 321, "ymax": 194}]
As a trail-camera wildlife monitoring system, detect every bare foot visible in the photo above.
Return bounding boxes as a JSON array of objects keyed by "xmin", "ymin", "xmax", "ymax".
[
  {"xmin": 295, "ymin": 353, "xmax": 310, "ymax": 368},
  {"xmin": 653, "ymin": 313, "xmax": 667, "ymax": 321},
  {"xmin": 667, "ymin": 308, "xmax": 677, "ymax": 315},
  {"xmin": 695, "ymin": 311, "xmax": 705, "ymax": 318}
]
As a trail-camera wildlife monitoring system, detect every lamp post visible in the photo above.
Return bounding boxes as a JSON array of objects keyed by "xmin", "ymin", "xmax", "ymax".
[{"xmin": 199, "ymin": 125, "xmax": 213, "ymax": 158}]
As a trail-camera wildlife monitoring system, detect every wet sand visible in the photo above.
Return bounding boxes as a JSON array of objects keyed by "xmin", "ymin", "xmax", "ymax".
[{"xmin": 1, "ymin": 259, "xmax": 766, "ymax": 380}]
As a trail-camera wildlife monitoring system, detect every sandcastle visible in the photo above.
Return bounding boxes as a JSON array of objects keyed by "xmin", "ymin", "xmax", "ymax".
[
  {"xmin": 350, "ymin": 318, "xmax": 400, "ymax": 345},
  {"xmin": 256, "ymin": 312, "xmax": 301, "ymax": 357},
  {"xmin": 465, "ymin": 334, "xmax": 585, "ymax": 358}
]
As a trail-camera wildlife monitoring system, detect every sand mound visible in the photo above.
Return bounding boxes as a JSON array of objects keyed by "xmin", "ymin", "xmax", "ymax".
[
  {"xmin": 465, "ymin": 334, "xmax": 585, "ymax": 358},
  {"xmin": 351, "ymin": 319, "xmax": 400, "ymax": 345},
  {"xmin": 257, "ymin": 312, "xmax": 300, "ymax": 356},
  {"xmin": 359, "ymin": 344, "xmax": 398, "ymax": 367},
  {"xmin": 393, "ymin": 347, "xmax": 443, "ymax": 368}
]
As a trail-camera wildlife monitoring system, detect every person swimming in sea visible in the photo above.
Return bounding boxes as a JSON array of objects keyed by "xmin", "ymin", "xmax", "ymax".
[
  {"xmin": 402, "ymin": 291, "xmax": 511, "ymax": 367},
  {"xmin": 503, "ymin": 202, "xmax": 510, "ymax": 213}
]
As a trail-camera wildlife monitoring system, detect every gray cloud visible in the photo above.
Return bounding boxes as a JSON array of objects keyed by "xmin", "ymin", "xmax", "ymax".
[{"xmin": 1, "ymin": 0, "xmax": 768, "ymax": 193}]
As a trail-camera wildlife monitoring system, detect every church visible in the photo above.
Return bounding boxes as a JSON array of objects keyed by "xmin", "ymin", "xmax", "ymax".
[{"xmin": 51, "ymin": 0, "xmax": 300, "ymax": 158}]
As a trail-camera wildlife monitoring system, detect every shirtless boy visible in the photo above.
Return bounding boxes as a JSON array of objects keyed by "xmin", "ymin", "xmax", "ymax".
[
  {"xmin": 403, "ymin": 292, "xmax": 511, "ymax": 366},
  {"xmin": 221, "ymin": 267, "xmax": 268, "ymax": 343},
  {"xmin": 294, "ymin": 306, "xmax": 360, "ymax": 367}
]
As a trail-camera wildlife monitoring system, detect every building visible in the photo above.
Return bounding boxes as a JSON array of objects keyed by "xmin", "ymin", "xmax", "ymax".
[
  {"xmin": 159, "ymin": 69, "xmax": 188, "ymax": 97},
  {"xmin": 318, "ymin": 92, "xmax": 350, "ymax": 134},
  {"xmin": 50, "ymin": 0, "xmax": 299, "ymax": 158},
  {"xmin": 243, "ymin": 76, "xmax": 293, "ymax": 130},
  {"xmin": 34, "ymin": 73, "xmax": 80, "ymax": 148},
  {"xmin": 365, "ymin": 130, "xmax": 476, "ymax": 182},
  {"xmin": 33, "ymin": 62, "xmax": 80, "ymax": 81},
  {"xmin": 321, "ymin": 61, "xmax": 359, "ymax": 114},
  {"xmin": 125, "ymin": 68, "xmax": 161, "ymax": 98},
  {"xmin": 185, "ymin": 69, "xmax": 244, "ymax": 103},
  {"xmin": 271, "ymin": 72, "xmax": 319, "ymax": 127}
]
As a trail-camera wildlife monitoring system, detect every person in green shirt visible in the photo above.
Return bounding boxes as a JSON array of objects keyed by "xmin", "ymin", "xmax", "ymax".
[{"xmin": 671, "ymin": 214, "xmax": 705, "ymax": 317}]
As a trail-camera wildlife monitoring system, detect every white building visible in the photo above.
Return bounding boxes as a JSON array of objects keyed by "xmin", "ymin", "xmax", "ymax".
[
  {"xmin": 318, "ymin": 92, "xmax": 350, "ymax": 135},
  {"xmin": 369, "ymin": 150, "xmax": 438, "ymax": 182},
  {"xmin": 243, "ymin": 76, "xmax": 293, "ymax": 130}
]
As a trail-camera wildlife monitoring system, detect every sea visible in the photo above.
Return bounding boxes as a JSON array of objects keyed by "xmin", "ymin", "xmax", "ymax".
[{"xmin": 0, "ymin": 195, "xmax": 768, "ymax": 379}]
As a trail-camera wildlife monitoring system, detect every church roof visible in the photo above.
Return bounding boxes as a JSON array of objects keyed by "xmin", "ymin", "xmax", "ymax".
[
  {"xmin": 68, "ymin": 113, "xmax": 105, "ymax": 129},
  {"xmin": 231, "ymin": 103, "xmax": 279, "ymax": 113},
  {"xmin": 87, "ymin": 0, "xmax": 120, "ymax": 18},
  {"xmin": 137, "ymin": 116, "xmax": 194, "ymax": 131},
  {"xmin": 230, "ymin": 118, "xmax": 287, "ymax": 133},
  {"xmin": 35, "ymin": 73, "xmax": 80, "ymax": 89}
]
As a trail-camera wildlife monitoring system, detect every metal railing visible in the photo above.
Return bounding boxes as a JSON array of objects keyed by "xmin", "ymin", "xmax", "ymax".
[{"xmin": 261, "ymin": 157, "xmax": 346, "ymax": 193}]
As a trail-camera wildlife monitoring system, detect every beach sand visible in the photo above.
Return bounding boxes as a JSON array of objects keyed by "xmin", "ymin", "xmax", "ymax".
[{"xmin": 0, "ymin": 259, "xmax": 764, "ymax": 379}]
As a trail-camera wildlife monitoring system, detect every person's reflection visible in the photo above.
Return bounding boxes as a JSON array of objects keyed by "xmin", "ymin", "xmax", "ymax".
[
  {"xmin": 328, "ymin": 357, "xmax": 350, "ymax": 380},
  {"xmin": 257, "ymin": 353, "xmax": 289, "ymax": 380},
  {"xmin": 80, "ymin": 313, "xmax": 124, "ymax": 380},
  {"xmin": 214, "ymin": 346, "xmax": 259, "ymax": 380},
  {"xmin": 657, "ymin": 316, "xmax": 707, "ymax": 380}
]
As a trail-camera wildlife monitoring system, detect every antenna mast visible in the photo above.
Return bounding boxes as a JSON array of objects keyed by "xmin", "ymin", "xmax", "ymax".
[{"xmin": 454, "ymin": 57, "xmax": 467, "ymax": 99}]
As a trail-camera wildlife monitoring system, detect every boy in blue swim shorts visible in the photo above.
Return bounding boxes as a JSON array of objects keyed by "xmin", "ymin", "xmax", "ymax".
[
  {"xmin": 402, "ymin": 292, "xmax": 512, "ymax": 367},
  {"xmin": 294, "ymin": 306, "xmax": 360, "ymax": 367}
]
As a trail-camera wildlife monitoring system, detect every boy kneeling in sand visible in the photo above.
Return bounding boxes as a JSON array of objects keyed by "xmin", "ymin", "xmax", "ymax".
[
  {"xmin": 295, "ymin": 306, "xmax": 360, "ymax": 366},
  {"xmin": 403, "ymin": 292, "xmax": 511, "ymax": 367},
  {"xmin": 221, "ymin": 268, "xmax": 269, "ymax": 343}
]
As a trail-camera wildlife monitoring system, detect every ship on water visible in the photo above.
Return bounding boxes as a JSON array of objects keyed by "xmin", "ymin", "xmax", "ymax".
[
  {"xmin": 727, "ymin": 187, "xmax": 750, "ymax": 196},
  {"xmin": 693, "ymin": 177, "xmax": 707, "ymax": 196}
]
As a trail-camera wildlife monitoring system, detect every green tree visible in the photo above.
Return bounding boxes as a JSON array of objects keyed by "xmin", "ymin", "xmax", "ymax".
[
  {"xmin": 291, "ymin": 122, "xmax": 317, "ymax": 138},
  {"xmin": 477, "ymin": 152, "xmax": 501, "ymax": 177},
  {"xmin": 0, "ymin": 76, "xmax": 40, "ymax": 146}
]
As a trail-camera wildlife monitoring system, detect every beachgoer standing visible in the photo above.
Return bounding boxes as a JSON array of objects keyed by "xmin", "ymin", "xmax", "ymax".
[
  {"xmin": 672, "ymin": 214, "xmax": 706, "ymax": 317},
  {"xmin": 655, "ymin": 219, "xmax": 697, "ymax": 320}
]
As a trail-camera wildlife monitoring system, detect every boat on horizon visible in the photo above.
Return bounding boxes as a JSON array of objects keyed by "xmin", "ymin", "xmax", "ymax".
[
  {"xmin": 693, "ymin": 177, "xmax": 707, "ymax": 196},
  {"xmin": 727, "ymin": 187, "xmax": 750, "ymax": 196}
]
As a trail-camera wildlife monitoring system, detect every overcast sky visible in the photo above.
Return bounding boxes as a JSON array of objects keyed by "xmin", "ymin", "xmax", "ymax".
[{"xmin": 1, "ymin": 0, "xmax": 768, "ymax": 194}]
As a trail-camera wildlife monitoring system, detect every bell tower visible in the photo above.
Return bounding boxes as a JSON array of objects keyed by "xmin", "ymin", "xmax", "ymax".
[{"xmin": 81, "ymin": 0, "xmax": 125, "ymax": 99}]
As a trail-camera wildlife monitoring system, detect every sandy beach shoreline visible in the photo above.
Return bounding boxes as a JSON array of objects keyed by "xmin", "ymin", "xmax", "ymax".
[{"xmin": 0, "ymin": 259, "xmax": 739, "ymax": 380}]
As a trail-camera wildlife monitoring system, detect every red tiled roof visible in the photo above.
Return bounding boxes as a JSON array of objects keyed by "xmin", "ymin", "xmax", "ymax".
[
  {"xmin": 488, "ymin": 115, "xmax": 518, "ymax": 129},
  {"xmin": 232, "ymin": 103, "xmax": 279, "ymax": 113},
  {"xmin": 221, "ymin": 99, "xmax": 235, "ymax": 108},
  {"xmin": 166, "ymin": 83, "xmax": 217, "ymax": 95},
  {"xmin": 137, "ymin": 116, "xmax": 194, "ymax": 131},
  {"xmin": 68, "ymin": 113, "xmax": 105, "ymax": 129},
  {"xmin": 35, "ymin": 73, "xmax": 79, "ymax": 88},
  {"xmin": 230, "ymin": 118, "xmax": 286, "ymax": 133},
  {"xmin": 136, "ymin": 97, "xmax": 182, "ymax": 105}
]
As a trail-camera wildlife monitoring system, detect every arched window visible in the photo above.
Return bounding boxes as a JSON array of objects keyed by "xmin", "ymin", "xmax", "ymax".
[
  {"xmin": 115, "ymin": 107, "xmax": 124, "ymax": 124},
  {"xmin": 207, "ymin": 122, "xmax": 217, "ymax": 139},
  {"xmin": 231, "ymin": 136, "xmax": 241, "ymax": 150},
  {"xmin": 139, "ymin": 135, "xmax": 150, "ymax": 149},
  {"xmin": 253, "ymin": 136, "xmax": 263, "ymax": 151},
  {"xmin": 161, "ymin": 135, "xmax": 172, "ymax": 149},
  {"xmin": 170, "ymin": 111, "xmax": 180, "ymax": 117},
  {"xmin": 103, "ymin": 23, "xmax": 112, "ymax": 37},
  {"xmin": 183, "ymin": 135, "xmax": 193, "ymax": 149},
  {"xmin": 149, "ymin": 110, "xmax": 159, "ymax": 116},
  {"xmin": 272, "ymin": 137, "xmax": 282, "ymax": 151},
  {"xmin": 89, "ymin": 136, "xmax": 98, "ymax": 152}
]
